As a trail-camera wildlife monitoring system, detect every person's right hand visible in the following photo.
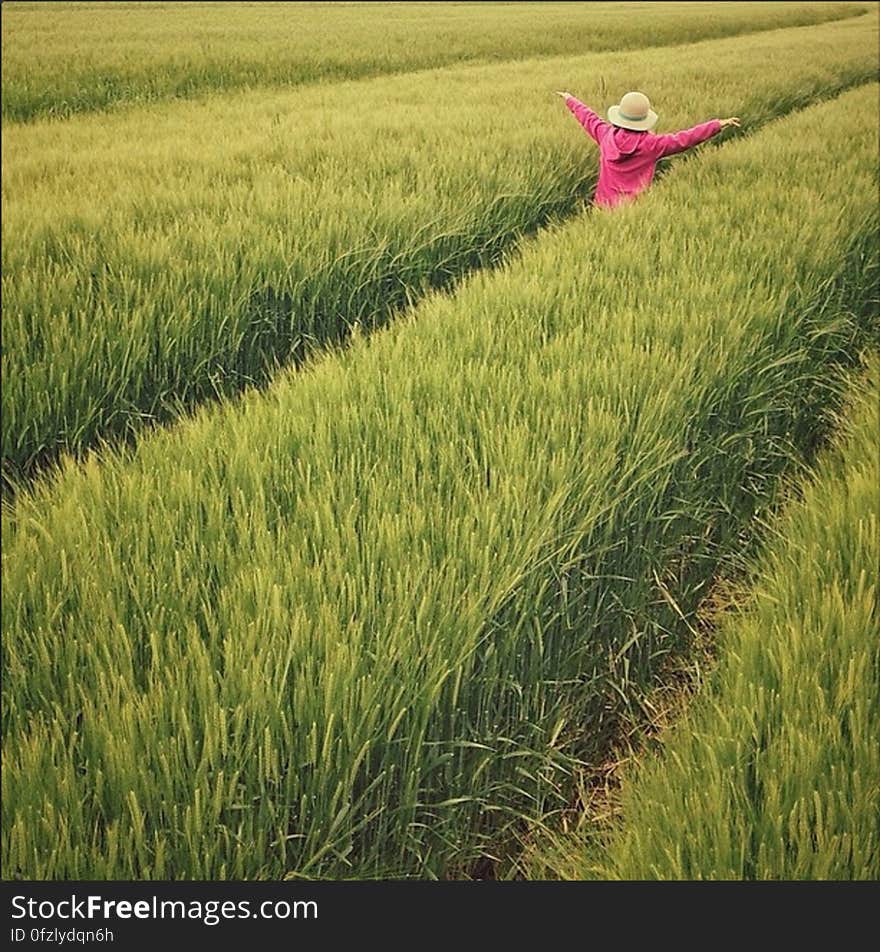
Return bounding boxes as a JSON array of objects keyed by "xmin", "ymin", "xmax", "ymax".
[
  {"xmin": 719, "ymin": 117, "xmax": 741, "ymax": 129},
  {"xmin": 555, "ymin": 91, "xmax": 571, "ymax": 99}
]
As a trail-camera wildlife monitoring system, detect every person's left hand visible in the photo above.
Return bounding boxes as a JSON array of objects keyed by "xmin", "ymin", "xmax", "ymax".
[{"xmin": 555, "ymin": 91, "xmax": 571, "ymax": 99}]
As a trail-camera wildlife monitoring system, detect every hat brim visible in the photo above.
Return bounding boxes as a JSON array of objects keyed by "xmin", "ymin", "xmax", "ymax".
[{"xmin": 607, "ymin": 105, "xmax": 658, "ymax": 131}]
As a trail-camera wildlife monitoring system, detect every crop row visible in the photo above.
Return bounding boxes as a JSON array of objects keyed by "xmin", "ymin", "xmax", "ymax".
[
  {"xmin": 0, "ymin": 1, "xmax": 867, "ymax": 122},
  {"xmin": 2, "ymin": 12, "xmax": 878, "ymax": 484},
  {"xmin": 2, "ymin": 84, "xmax": 877, "ymax": 880},
  {"xmin": 528, "ymin": 359, "xmax": 879, "ymax": 880}
]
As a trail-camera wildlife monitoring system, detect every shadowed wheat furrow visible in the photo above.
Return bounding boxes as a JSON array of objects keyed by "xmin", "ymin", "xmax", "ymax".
[{"xmin": 523, "ymin": 359, "xmax": 879, "ymax": 881}]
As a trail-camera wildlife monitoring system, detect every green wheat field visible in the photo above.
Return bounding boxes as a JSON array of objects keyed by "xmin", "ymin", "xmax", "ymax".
[{"xmin": 2, "ymin": 1, "xmax": 878, "ymax": 881}]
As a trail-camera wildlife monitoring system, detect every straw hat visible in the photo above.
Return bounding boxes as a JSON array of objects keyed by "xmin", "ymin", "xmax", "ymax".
[{"xmin": 607, "ymin": 91, "xmax": 658, "ymax": 131}]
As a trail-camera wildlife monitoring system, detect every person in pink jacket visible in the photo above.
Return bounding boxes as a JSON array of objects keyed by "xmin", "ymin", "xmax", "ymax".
[{"xmin": 557, "ymin": 90, "xmax": 741, "ymax": 208}]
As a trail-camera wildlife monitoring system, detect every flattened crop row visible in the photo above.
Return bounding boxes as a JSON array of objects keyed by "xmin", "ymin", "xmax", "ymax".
[{"xmin": 534, "ymin": 360, "xmax": 879, "ymax": 881}]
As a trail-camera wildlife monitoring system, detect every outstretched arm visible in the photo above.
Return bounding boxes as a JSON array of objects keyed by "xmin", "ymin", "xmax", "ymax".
[
  {"xmin": 651, "ymin": 116, "xmax": 741, "ymax": 157},
  {"xmin": 556, "ymin": 90, "xmax": 610, "ymax": 144}
]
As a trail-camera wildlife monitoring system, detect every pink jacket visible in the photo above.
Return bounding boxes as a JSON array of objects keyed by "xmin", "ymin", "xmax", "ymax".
[{"xmin": 565, "ymin": 96, "xmax": 721, "ymax": 208}]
